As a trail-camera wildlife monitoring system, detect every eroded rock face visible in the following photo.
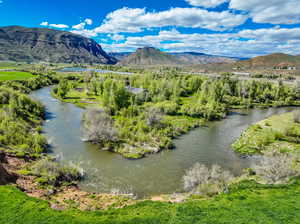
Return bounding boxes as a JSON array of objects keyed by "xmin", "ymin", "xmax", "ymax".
[{"xmin": 0, "ymin": 26, "xmax": 117, "ymax": 64}]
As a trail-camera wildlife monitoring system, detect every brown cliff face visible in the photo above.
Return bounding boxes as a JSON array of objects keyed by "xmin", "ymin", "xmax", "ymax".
[{"xmin": 0, "ymin": 26, "xmax": 117, "ymax": 64}]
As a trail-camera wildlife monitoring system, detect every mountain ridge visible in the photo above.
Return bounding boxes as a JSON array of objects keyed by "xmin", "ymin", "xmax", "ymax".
[{"xmin": 0, "ymin": 26, "xmax": 116, "ymax": 64}]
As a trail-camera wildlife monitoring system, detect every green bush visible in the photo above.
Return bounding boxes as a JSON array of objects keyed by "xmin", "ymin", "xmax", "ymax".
[{"xmin": 29, "ymin": 158, "xmax": 83, "ymax": 187}]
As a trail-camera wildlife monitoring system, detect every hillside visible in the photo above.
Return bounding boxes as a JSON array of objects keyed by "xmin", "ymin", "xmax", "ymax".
[
  {"xmin": 234, "ymin": 53, "xmax": 300, "ymax": 69},
  {"xmin": 0, "ymin": 26, "xmax": 116, "ymax": 64},
  {"xmin": 171, "ymin": 52, "xmax": 238, "ymax": 64},
  {"xmin": 118, "ymin": 47, "xmax": 185, "ymax": 66}
]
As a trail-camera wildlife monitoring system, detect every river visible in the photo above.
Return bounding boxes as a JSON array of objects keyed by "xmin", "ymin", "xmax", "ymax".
[{"xmin": 30, "ymin": 86, "xmax": 298, "ymax": 197}]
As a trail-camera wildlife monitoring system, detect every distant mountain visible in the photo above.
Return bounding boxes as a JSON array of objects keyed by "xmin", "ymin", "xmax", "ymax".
[
  {"xmin": 234, "ymin": 53, "xmax": 300, "ymax": 69},
  {"xmin": 0, "ymin": 26, "xmax": 116, "ymax": 64},
  {"xmin": 108, "ymin": 52, "xmax": 131, "ymax": 61},
  {"xmin": 118, "ymin": 47, "xmax": 184, "ymax": 66},
  {"xmin": 118, "ymin": 47, "xmax": 239, "ymax": 66}
]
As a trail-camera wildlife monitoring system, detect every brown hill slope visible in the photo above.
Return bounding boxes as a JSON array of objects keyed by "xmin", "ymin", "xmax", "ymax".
[{"xmin": 234, "ymin": 53, "xmax": 300, "ymax": 69}]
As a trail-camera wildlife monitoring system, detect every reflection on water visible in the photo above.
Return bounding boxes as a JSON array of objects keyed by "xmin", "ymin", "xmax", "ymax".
[{"xmin": 31, "ymin": 86, "xmax": 298, "ymax": 197}]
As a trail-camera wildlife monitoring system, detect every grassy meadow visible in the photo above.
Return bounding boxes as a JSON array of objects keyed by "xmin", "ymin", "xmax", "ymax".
[{"xmin": 0, "ymin": 71, "xmax": 34, "ymax": 81}]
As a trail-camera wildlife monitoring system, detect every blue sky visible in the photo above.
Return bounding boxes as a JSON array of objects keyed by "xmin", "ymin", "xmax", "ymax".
[{"xmin": 1, "ymin": 0, "xmax": 300, "ymax": 57}]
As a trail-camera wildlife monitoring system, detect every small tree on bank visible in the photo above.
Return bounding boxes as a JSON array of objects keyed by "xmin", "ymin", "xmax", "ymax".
[
  {"xmin": 183, "ymin": 163, "xmax": 234, "ymax": 196},
  {"xmin": 252, "ymin": 151, "xmax": 299, "ymax": 184}
]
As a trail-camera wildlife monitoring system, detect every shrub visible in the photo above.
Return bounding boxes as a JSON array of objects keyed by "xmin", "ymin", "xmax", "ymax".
[
  {"xmin": 293, "ymin": 110, "xmax": 300, "ymax": 123},
  {"xmin": 252, "ymin": 151, "xmax": 299, "ymax": 184},
  {"xmin": 183, "ymin": 163, "xmax": 234, "ymax": 196},
  {"xmin": 29, "ymin": 158, "xmax": 83, "ymax": 187},
  {"xmin": 81, "ymin": 108, "xmax": 118, "ymax": 147}
]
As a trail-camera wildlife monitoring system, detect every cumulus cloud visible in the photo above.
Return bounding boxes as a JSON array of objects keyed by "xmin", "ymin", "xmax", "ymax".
[
  {"xmin": 229, "ymin": 0, "xmax": 300, "ymax": 24},
  {"xmin": 186, "ymin": 0, "xmax": 228, "ymax": 8},
  {"xmin": 94, "ymin": 7, "xmax": 247, "ymax": 33},
  {"xmin": 40, "ymin": 21, "xmax": 69, "ymax": 29},
  {"xmin": 102, "ymin": 27, "xmax": 300, "ymax": 57},
  {"xmin": 72, "ymin": 18, "xmax": 93, "ymax": 30}
]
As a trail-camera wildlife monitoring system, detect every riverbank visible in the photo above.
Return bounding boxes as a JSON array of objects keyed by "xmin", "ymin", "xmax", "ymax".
[
  {"xmin": 232, "ymin": 111, "xmax": 300, "ymax": 155},
  {"xmin": 1, "ymin": 179, "xmax": 300, "ymax": 224}
]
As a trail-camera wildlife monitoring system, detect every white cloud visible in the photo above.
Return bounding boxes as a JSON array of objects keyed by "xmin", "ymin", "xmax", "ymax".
[
  {"xmin": 40, "ymin": 21, "xmax": 69, "ymax": 29},
  {"xmin": 186, "ymin": 0, "xmax": 228, "ymax": 8},
  {"xmin": 94, "ymin": 7, "xmax": 247, "ymax": 33},
  {"xmin": 72, "ymin": 22, "xmax": 85, "ymax": 30},
  {"xmin": 40, "ymin": 21, "xmax": 49, "ymax": 26},
  {"xmin": 187, "ymin": 0, "xmax": 300, "ymax": 24},
  {"xmin": 73, "ymin": 19, "xmax": 93, "ymax": 30},
  {"xmin": 229, "ymin": 0, "xmax": 300, "ymax": 24},
  {"xmin": 49, "ymin": 24, "xmax": 69, "ymax": 29},
  {"xmin": 110, "ymin": 34, "xmax": 125, "ymax": 41},
  {"xmin": 84, "ymin": 18, "xmax": 93, "ymax": 25},
  {"xmin": 71, "ymin": 29, "xmax": 98, "ymax": 38}
]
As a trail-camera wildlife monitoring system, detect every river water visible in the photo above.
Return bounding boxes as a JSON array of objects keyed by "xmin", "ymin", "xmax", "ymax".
[{"xmin": 30, "ymin": 86, "xmax": 298, "ymax": 197}]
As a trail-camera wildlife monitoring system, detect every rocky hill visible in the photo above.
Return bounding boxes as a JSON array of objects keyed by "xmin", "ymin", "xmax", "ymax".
[
  {"xmin": 118, "ymin": 47, "xmax": 184, "ymax": 66},
  {"xmin": 0, "ymin": 26, "xmax": 116, "ymax": 64}
]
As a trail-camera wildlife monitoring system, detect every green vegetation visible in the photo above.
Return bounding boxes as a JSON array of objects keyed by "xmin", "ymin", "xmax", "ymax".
[
  {"xmin": 1, "ymin": 180, "xmax": 300, "ymax": 224},
  {"xmin": 0, "ymin": 87, "xmax": 47, "ymax": 158},
  {"xmin": 232, "ymin": 111, "xmax": 300, "ymax": 155},
  {"xmin": 0, "ymin": 71, "xmax": 34, "ymax": 80},
  {"xmin": 0, "ymin": 73, "xmax": 59, "ymax": 158},
  {"xmin": 53, "ymin": 70, "xmax": 300, "ymax": 158}
]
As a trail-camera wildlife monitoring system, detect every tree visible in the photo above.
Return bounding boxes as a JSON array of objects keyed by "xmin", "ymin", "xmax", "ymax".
[
  {"xmin": 146, "ymin": 107, "xmax": 164, "ymax": 128},
  {"xmin": 293, "ymin": 110, "xmax": 300, "ymax": 123}
]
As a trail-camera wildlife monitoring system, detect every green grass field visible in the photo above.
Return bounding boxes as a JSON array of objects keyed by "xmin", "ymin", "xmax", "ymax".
[
  {"xmin": 1, "ymin": 181, "xmax": 300, "ymax": 224},
  {"xmin": 0, "ymin": 71, "xmax": 34, "ymax": 81}
]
